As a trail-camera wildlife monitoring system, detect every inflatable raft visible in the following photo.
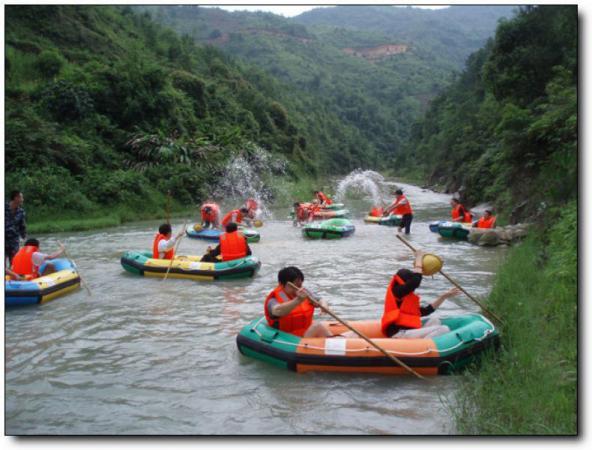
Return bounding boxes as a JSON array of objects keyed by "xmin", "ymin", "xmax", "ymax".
[
  {"xmin": 320, "ymin": 203, "xmax": 345, "ymax": 210},
  {"xmin": 237, "ymin": 314, "xmax": 498, "ymax": 375},
  {"xmin": 312, "ymin": 208, "xmax": 350, "ymax": 220},
  {"xmin": 302, "ymin": 218, "xmax": 355, "ymax": 239},
  {"xmin": 430, "ymin": 221, "xmax": 472, "ymax": 240},
  {"xmin": 5, "ymin": 258, "xmax": 81, "ymax": 306},
  {"xmin": 186, "ymin": 226, "xmax": 260, "ymax": 243},
  {"xmin": 120, "ymin": 251, "xmax": 261, "ymax": 281},
  {"xmin": 364, "ymin": 214, "xmax": 402, "ymax": 226}
]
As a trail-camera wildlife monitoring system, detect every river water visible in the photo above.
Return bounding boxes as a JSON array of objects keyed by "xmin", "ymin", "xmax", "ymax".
[{"xmin": 5, "ymin": 181, "xmax": 508, "ymax": 435}]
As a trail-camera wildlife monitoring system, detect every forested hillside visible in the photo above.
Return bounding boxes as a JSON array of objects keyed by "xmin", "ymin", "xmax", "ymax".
[
  {"xmin": 397, "ymin": 5, "xmax": 577, "ymax": 222},
  {"xmin": 4, "ymin": 6, "xmax": 376, "ymax": 223},
  {"xmin": 142, "ymin": 5, "xmax": 513, "ymax": 170}
]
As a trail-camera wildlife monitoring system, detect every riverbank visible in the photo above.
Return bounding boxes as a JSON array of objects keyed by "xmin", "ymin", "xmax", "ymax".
[
  {"xmin": 25, "ymin": 175, "xmax": 323, "ymax": 234},
  {"xmin": 27, "ymin": 206, "xmax": 198, "ymax": 234},
  {"xmin": 454, "ymin": 201, "xmax": 577, "ymax": 434}
]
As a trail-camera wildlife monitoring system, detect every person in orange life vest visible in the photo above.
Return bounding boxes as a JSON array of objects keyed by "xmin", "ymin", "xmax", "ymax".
[
  {"xmin": 292, "ymin": 202, "xmax": 312, "ymax": 226},
  {"xmin": 200, "ymin": 202, "xmax": 220, "ymax": 229},
  {"xmin": 383, "ymin": 189, "xmax": 414, "ymax": 234},
  {"xmin": 221, "ymin": 207, "xmax": 253, "ymax": 228},
  {"xmin": 473, "ymin": 210, "xmax": 497, "ymax": 229},
  {"xmin": 152, "ymin": 223, "xmax": 184, "ymax": 260},
  {"xmin": 264, "ymin": 266, "xmax": 333, "ymax": 338},
  {"xmin": 200, "ymin": 222, "xmax": 252, "ymax": 262},
  {"xmin": 381, "ymin": 250, "xmax": 462, "ymax": 339},
  {"xmin": 450, "ymin": 198, "xmax": 472, "ymax": 223},
  {"xmin": 313, "ymin": 190, "xmax": 332, "ymax": 206},
  {"xmin": 244, "ymin": 198, "xmax": 258, "ymax": 219},
  {"xmin": 369, "ymin": 206, "xmax": 384, "ymax": 217},
  {"xmin": 11, "ymin": 238, "xmax": 66, "ymax": 279}
]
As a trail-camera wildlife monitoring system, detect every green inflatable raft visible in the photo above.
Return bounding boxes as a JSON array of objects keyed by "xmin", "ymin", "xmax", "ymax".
[{"xmin": 302, "ymin": 218, "xmax": 356, "ymax": 239}]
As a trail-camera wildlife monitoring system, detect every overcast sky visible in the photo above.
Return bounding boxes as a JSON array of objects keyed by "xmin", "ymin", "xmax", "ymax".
[{"xmin": 202, "ymin": 4, "xmax": 449, "ymax": 18}]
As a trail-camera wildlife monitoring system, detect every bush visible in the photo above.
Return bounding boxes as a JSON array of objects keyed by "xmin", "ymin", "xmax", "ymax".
[
  {"xmin": 36, "ymin": 80, "xmax": 94, "ymax": 121},
  {"xmin": 35, "ymin": 49, "xmax": 66, "ymax": 79}
]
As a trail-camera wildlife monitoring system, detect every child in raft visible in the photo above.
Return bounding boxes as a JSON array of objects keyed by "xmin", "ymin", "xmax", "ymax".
[
  {"xmin": 264, "ymin": 266, "xmax": 333, "ymax": 338},
  {"xmin": 340, "ymin": 250, "xmax": 462, "ymax": 339}
]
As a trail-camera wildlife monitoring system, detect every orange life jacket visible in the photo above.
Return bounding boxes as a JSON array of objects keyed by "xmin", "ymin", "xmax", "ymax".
[
  {"xmin": 452, "ymin": 204, "xmax": 472, "ymax": 222},
  {"xmin": 295, "ymin": 205, "xmax": 309, "ymax": 221},
  {"xmin": 393, "ymin": 195, "xmax": 413, "ymax": 215},
  {"xmin": 370, "ymin": 207, "xmax": 384, "ymax": 217},
  {"xmin": 264, "ymin": 284, "xmax": 315, "ymax": 337},
  {"xmin": 316, "ymin": 192, "xmax": 332, "ymax": 205},
  {"xmin": 477, "ymin": 216, "xmax": 496, "ymax": 228},
  {"xmin": 219, "ymin": 231, "xmax": 248, "ymax": 261},
  {"xmin": 200, "ymin": 203, "xmax": 220, "ymax": 222},
  {"xmin": 221, "ymin": 209, "xmax": 243, "ymax": 227},
  {"xmin": 11, "ymin": 245, "xmax": 40, "ymax": 277},
  {"xmin": 152, "ymin": 233, "xmax": 175, "ymax": 260},
  {"xmin": 381, "ymin": 274, "xmax": 422, "ymax": 336}
]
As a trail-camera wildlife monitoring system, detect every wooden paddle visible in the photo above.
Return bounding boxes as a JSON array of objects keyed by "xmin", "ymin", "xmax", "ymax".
[
  {"xmin": 396, "ymin": 234, "xmax": 504, "ymax": 325},
  {"xmin": 162, "ymin": 222, "xmax": 188, "ymax": 281},
  {"xmin": 58, "ymin": 241, "xmax": 92, "ymax": 296},
  {"xmin": 287, "ymin": 282, "xmax": 426, "ymax": 379}
]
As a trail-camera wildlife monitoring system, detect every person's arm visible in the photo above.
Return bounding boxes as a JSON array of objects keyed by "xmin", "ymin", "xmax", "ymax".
[
  {"xmin": 46, "ymin": 244, "xmax": 66, "ymax": 260},
  {"xmin": 430, "ymin": 287, "xmax": 462, "ymax": 310},
  {"xmin": 270, "ymin": 288, "xmax": 309, "ymax": 317},
  {"xmin": 6, "ymin": 268, "xmax": 24, "ymax": 281},
  {"xmin": 246, "ymin": 244, "xmax": 252, "ymax": 256},
  {"xmin": 452, "ymin": 206, "xmax": 466, "ymax": 222}
]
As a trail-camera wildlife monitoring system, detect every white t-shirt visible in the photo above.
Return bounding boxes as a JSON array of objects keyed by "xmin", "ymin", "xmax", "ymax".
[
  {"xmin": 32, "ymin": 252, "xmax": 48, "ymax": 273},
  {"xmin": 157, "ymin": 236, "xmax": 177, "ymax": 258}
]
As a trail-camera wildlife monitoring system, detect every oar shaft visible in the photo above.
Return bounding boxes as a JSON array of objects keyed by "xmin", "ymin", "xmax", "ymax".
[
  {"xmin": 162, "ymin": 222, "xmax": 188, "ymax": 281},
  {"xmin": 395, "ymin": 234, "xmax": 503, "ymax": 325},
  {"xmin": 287, "ymin": 282, "xmax": 425, "ymax": 379},
  {"xmin": 58, "ymin": 241, "xmax": 92, "ymax": 296}
]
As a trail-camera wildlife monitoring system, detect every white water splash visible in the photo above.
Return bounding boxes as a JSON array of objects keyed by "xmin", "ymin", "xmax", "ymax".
[
  {"xmin": 333, "ymin": 169, "xmax": 389, "ymax": 205},
  {"xmin": 211, "ymin": 145, "xmax": 287, "ymax": 218}
]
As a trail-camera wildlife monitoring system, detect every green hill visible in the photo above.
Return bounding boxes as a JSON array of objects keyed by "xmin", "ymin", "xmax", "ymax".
[
  {"xmin": 141, "ymin": 5, "xmax": 514, "ymax": 170},
  {"xmin": 5, "ymin": 5, "xmax": 376, "ymax": 224}
]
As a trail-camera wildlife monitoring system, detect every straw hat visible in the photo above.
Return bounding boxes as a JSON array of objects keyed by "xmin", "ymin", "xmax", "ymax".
[{"xmin": 422, "ymin": 253, "xmax": 443, "ymax": 276}]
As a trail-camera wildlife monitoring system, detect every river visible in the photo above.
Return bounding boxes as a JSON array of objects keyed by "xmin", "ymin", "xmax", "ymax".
[{"xmin": 5, "ymin": 181, "xmax": 508, "ymax": 435}]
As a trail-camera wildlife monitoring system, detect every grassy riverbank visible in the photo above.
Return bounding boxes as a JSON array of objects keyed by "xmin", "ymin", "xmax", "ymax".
[
  {"xmin": 27, "ymin": 205, "xmax": 198, "ymax": 234},
  {"xmin": 454, "ymin": 201, "xmax": 577, "ymax": 434}
]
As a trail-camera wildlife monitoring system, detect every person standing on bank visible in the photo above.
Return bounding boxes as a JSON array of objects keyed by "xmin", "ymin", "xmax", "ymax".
[
  {"xmin": 5, "ymin": 190, "xmax": 26, "ymax": 265},
  {"xmin": 383, "ymin": 189, "xmax": 413, "ymax": 234}
]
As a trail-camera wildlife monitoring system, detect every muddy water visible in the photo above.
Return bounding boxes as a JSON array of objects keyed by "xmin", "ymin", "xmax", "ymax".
[{"xmin": 5, "ymin": 182, "xmax": 507, "ymax": 435}]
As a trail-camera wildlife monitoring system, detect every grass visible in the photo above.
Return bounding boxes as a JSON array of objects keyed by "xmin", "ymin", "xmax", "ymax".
[
  {"xmin": 27, "ymin": 205, "xmax": 199, "ymax": 234},
  {"xmin": 453, "ymin": 218, "xmax": 577, "ymax": 435}
]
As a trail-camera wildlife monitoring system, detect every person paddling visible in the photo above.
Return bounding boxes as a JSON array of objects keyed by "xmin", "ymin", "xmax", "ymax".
[
  {"xmin": 381, "ymin": 250, "xmax": 461, "ymax": 339},
  {"xmin": 10, "ymin": 238, "xmax": 66, "ymax": 279},
  {"xmin": 383, "ymin": 189, "xmax": 414, "ymax": 234},
  {"xmin": 264, "ymin": 266, "xmax": 333, "ymax": 338},
  {"xmin": 152, "ymin": 223, "xmax": 184, "ymax": 260}
]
